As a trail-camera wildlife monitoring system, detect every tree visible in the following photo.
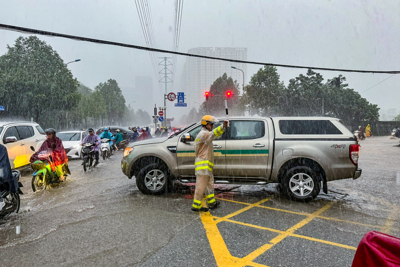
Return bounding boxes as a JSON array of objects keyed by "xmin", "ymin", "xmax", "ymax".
[
  {"xmin": 200, "ymin": 73, "xmax": 242, "ymax": 116},
  {"xmin": 242, "ymin": 66, "xmax": 285, "ymax": 116},
  {"xmin": 95, "ymin": 79, "xmax": 126, "ymax": 124},
  {"xmin": 0, "ymin": 36, "xmax": 79, "ymax": 128},
  {"xmin": 395, "ymin": 114, "xmax": 400, "ymax": 121}
]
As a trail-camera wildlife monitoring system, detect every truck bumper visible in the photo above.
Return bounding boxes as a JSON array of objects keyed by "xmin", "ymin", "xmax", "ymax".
[
  {"xmin": 353, "ymin": 169, "xmax": 362, "ymax": 180},
  {"xmin": 121, "ymin": 158, "xmax": 130, "ymax": 177}
]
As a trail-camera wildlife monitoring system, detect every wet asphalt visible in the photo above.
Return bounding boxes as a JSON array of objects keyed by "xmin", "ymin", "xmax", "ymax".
[{"xmin": 0, "ymin": 136, "xmax": 399, "ymax": 267}]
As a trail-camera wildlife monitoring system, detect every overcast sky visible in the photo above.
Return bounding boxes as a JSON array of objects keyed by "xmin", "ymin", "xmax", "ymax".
[{"xmin": 1, "ymin": 0, "xmax": 399, "ymax": 119}]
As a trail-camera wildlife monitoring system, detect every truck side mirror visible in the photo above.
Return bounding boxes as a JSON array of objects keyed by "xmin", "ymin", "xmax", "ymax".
[
  {"xmin": 5, "ymin": 136, "xmax": 18, "ymax": 144},
  {"xmin": 181, "ymin": 133, "xmax": 191, "ymax": 143}
]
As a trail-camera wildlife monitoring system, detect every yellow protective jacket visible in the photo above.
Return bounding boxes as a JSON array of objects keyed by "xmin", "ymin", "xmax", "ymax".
[{"xmin": 194, "ymin": 125, "xmax": 226, "ymax": 176}]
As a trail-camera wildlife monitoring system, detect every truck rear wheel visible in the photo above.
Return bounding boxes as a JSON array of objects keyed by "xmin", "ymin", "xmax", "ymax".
[
  {"xmin": 136, "ymin": 163, "xmax": 168, "ymax": 195},
  {"xmin": 281, "ymin": 166, "xmax": 320, "ymax": 201}
]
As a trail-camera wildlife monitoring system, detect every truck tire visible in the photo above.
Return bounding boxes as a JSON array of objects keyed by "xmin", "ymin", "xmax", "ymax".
[
  {"xmin": 136, "ymin": 163, "xmax": 169, "ymax": 195},
  {"xmin": 281, "ymin": 166, "xmax": 321, "ymax": 202}
]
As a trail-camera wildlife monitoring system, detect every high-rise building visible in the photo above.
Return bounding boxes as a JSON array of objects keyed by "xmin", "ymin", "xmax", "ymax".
[
  {"xmin": 181, "ymin": 47, "xmax": 247, "ymax": 108},
  {"xmin": 121, "ymin": 76, "xmax": 154, "ymax": 114}
]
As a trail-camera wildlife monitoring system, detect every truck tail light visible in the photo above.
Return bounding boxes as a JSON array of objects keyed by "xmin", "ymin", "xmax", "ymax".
[{"xmin": 349, "ymin": 144, "xmax": 360, "ymax": 166}]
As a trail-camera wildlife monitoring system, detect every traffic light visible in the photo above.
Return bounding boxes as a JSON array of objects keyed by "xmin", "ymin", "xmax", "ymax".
[
  {"xmin": 205, "ymin": 91, "xmax": 210, "ymax": 100},
  {"xmin": 225, "ymin": 90, "xmax": 233, "ymax": 98}
]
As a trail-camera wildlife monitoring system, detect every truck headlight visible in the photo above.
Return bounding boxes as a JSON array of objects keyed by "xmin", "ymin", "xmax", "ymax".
[{"xmin": 124, "ymin": 147, "xmax": 133, "ymax": 157}]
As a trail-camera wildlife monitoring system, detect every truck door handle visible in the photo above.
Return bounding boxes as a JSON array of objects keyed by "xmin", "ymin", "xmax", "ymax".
[
  {"xmin": 213, "ymin": 145, "xmax": 222, "ymax": 149},
  {"xmin": 20, "ymin": 144, "xmax": 25, "ymax": 146},
  {"xmin": 253, "ymin": 143, "xmax": 265, "ymax": 148}
]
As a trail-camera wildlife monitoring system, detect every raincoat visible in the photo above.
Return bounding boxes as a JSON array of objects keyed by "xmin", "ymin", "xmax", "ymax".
[
  {"xmin": 82, "ymin": 134, "xmax": 101, "ymax": 151},
  {"xmin": 115, "ymin": 132, "xmax": 123, "ymax": 146},
  {"xmin": 137, "ymin": 131, "xmax": 151, "ymax": 141},
  {"xmin": 99, "ymin": 131, "xmax": 114, "ymax": 147},
  {"xmin": 0, "ymin": 144, "xmax": 17, "ymax": 193},
  {"xmin": 194, "ymin": 125, "xmax": 226, "ymax": 176},
  {"xmin": 30, "ymin": 136, "xmax": 68, "ymax": 166},
  {"xmin": 130, "ymin": 132, "xmax": 139, "ymax": 142}
]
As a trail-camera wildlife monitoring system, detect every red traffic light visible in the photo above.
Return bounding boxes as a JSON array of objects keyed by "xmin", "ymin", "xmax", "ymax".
[
  {"xmin": 205, "ymin": 91, "xmax": 210, "ymax": 100},
  {"xmin": 225, "ymin": 90, "xmax": 233, "ymax": 98}
]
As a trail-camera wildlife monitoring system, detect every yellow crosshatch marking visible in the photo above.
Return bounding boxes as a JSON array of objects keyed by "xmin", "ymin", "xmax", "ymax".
[{"xmin": 198, "ymin": 195, "xmax": 394, "ymax": 267}]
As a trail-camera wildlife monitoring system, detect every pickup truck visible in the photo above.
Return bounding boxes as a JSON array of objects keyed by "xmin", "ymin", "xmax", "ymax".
[{"xmin": 121, "ymin": 117, "xmax": 362, "ymax": 201}]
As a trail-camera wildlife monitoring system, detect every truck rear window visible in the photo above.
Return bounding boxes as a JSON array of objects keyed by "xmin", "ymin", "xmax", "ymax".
[{"xmin": 279, "ymin": 120, "xmax": 342, "ymax": 135}]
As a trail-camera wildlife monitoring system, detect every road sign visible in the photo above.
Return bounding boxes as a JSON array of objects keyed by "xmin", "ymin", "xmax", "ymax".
[
  {"xmin": 0, "ymin": 106, "xmax": 4, "ymax": 111},
  {"xmin": 153, "ymin": 118, "xmax": 158, "ymax": 123},
  {"xmin": 174, "ymin": 103, "xmax": 187, "ymax": 107},
  {"xmin": 158, "ymin": 111, "xmax": 164, "ymax": 116},
  {"xmin": 167, "ymin": 92, "xmax": 176, "ymax": 101},
  {"xmin": 159, "ymin": 116, "xmax": 164, "ymax": 122}
]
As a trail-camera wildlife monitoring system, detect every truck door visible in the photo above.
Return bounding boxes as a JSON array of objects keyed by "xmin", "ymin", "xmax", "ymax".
[
  {"xmin": 177, "ymin": 123, "xmax": 226, "ymax": 177},
  {"xmin": 225, "ymin": 120, "xmax": 270, "ymax": 178}
]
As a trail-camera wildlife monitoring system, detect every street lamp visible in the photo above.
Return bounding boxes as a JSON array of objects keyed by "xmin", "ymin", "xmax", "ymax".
[
  {"xmin": 66, "ymin": 59, "xmax": 81, "ymax": 65},
  {"xmin": 231, "ymin": 66, "xmax": 245, "ymax": 93}
]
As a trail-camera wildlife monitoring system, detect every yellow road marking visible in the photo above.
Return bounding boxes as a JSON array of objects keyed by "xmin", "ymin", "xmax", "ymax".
[
  {"xmin": 381, "ymin": 206, "xmax": 399, "ymax": 234},
  {"xmin": 213, "ymin": 216, "xmax": 357, "ymax": 251},
  {"xmin": 200, "ymin": 210, "xmax": 270, "ymax": 267},
  {"xmin": 214, "ymin": 198, "xmax": 271, "ymax": 224},
  {"xmin": 216, "ymin": 197, "xmax": 385, "ymax": 230},
  {"xmin": 242, "ymin": 203, "xmax": 333, "ymax": 262}
]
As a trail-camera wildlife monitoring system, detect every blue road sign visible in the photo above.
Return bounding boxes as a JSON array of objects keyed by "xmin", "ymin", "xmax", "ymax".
[
  {"xmin": 158, "ymin": 116, "xmax": 164, "ymax": 122},
  {"xmin": 174, "ymin": 103, "xmax": 187, "ymax": 107},
  {"xmin": 0, "ymin": 106, "xmax": 4, "ymax": 111}
]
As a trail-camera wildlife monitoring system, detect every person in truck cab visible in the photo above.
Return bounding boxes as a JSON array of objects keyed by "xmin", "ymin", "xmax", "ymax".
[{"xmin": 192, "ymin": 115, "xmax": 228, "ymax": 212}]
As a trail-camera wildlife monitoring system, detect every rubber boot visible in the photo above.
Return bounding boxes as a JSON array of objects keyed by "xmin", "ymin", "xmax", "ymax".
[
  {"xmin": 208, "ymin": 201, "xmax": 220, "ymax": 210},
  {"xmin": 191, "ymin": 207, "xmax": 209, "ymax": 212}
]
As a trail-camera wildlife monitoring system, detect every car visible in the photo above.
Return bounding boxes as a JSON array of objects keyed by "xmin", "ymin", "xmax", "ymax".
[
  {"xmin": 58, "ymin": 130, "xmax": 88, "ymax": 159},
  {"xmin": 121, "ymin": 116, "xmax": 362, "ymax": 201},
  {"xmin": 0, "ymin": 121, "xmax": 46, "ymax": 169},
  {"xmin": 96, "ymin": 126, "xmax": 134, "ymax": 141}
]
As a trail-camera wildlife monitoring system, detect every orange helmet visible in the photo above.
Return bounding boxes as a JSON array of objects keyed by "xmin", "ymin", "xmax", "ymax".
[{"xmin": 201, "ymin": 115, "xmax": 218, "ymax": 126}]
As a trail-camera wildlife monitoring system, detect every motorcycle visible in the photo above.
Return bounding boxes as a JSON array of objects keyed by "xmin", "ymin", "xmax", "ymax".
[
  {"xmin": 30, "ymin": 148, "xmax": 70, "ymax": 192},
  {"xmin": 81, "ymin": 143, "xmax": 97, "ymax": 172},
  {"xmin": 117, "ymin": 140, "xmax": 129, "ymax": 150},
  {"xmin": 100, "ymin": 138, "xmax": 112, "ymax": 160},
  {"xmin": 354, "ymin": 130, "xmax": 365, "ymax": 141},
  {"xmin": 0, "ymin": 170, "xmax": 23, "ymax": 218}
]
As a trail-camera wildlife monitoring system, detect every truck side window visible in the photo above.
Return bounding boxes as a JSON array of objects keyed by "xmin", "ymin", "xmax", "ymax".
[
  {"xmin": 229, "ymin": 121, "xmax": 265, "ymax": 140},
  {"xmin": 279, "ymin": 120, "xmax": 342, "ymax": 134},
  {"xmin": 188, "ymin": 123, "xmax": 224, "ymax": 141}
]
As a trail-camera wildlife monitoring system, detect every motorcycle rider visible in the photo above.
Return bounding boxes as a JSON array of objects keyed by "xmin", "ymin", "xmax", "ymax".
[
  {"xmin": 114, "ymin": 129, "xmax": 123, "ymax": 150},
  {"xmin": 0, "ymin": 144, "xmax": 17, "ymax": 210},
  {"xmin": 192, "ymin": 115, "xmax": 228, "ymax": 212},
  {"xmin": 81, "ymin": 128, "xmax": 101, "ymax": 166},
  {"xmin": 30, "ymin": 128, "xmax": 69, "ymax": 181},
  {"xmin": 99, "ymin": 127, "xmax": 114, "ymax": 150},
  {"xmin": 130, "ymin": 127, "xmax": 139, "ymax": 143},
  {"xmin": 137, "ymin": 127, "xmax": 152, "ymax": 141}
]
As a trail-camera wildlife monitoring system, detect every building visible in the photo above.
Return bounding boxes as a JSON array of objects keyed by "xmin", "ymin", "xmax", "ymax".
[
  {"xmin": 181, "ymin": 47, "xmax": 247, "ymax": 108},
  {"xmin": 121, "ymin": 76, "xmax": 154, "ymax": 114}
]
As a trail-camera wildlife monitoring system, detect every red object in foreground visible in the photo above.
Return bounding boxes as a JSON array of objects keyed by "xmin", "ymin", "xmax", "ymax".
[{"xmin": 352, "ymin": 231, "xmax": 400, "ymax": 267}]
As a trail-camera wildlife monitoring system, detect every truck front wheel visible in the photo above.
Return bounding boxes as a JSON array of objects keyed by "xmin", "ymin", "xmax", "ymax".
[
  {"xmin": 136, "ymin": 163, "xmax": 168, "ymax": 195},
  {"xmin": 281, "ymin": 166, "xmax": 320, "ymax": 201}
]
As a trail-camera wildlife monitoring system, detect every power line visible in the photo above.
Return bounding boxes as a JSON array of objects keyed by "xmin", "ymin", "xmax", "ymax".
[
  {"xmin": 1, "ymin": 23, "xmax": 400, "ymax": 75},
  {"xmin": 361, "ymin": 75, "xmax": 394, "ymax": 93}
]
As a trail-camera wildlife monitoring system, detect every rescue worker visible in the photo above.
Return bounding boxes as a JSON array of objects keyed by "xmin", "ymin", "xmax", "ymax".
[{"xmin": 192, "ymin": 115, "xmax": 228, "ymax": 212}]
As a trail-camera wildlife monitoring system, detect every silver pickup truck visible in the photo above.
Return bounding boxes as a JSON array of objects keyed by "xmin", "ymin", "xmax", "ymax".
[{"xmin": 121, "ymin": 117, "xmax": 361, "ymax": 201}]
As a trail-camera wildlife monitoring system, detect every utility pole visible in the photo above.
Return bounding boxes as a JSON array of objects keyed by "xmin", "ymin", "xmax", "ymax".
[{"xmin": 158, "ymin": 57, "xmax": 173, "ymax": 127}]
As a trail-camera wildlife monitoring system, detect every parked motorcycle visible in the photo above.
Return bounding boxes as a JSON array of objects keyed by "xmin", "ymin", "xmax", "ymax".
[
  {"xmin": 31, "ymin": 148, "xmax": 69, "ymax": 192},
  {"xmin": 81, "ymin": 143, "xmax": 96, "ymax": 172},
  {"xmin": 100, "ymin": 138, "xmax": 112, "ymax": 160},
  {"xmin": 0, "ymin": 170, "xmax": 23, "ymax": 218}
]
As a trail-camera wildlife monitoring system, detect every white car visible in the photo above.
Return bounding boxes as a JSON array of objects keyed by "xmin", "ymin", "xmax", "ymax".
[
  {"xmin": 0, "ymin": 121, "xmax": 46, "ymax": 169},
  {"xmin": 58, "ymin": 131, "xmax": 88, "ymax": 159}
]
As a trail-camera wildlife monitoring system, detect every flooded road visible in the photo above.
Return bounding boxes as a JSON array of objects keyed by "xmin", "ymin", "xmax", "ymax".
[{"xmin": 1, "ymin": 136, "xmax": 399, "ymax": 267}]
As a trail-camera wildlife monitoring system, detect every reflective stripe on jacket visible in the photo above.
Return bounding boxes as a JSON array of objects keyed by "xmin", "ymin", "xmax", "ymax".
[{"xmin": 194, "ymin": 125, "xmax": 225, "ymax": 176}]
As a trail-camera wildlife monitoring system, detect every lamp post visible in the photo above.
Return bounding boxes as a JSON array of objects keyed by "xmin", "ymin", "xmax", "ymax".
[
  {"xmin": 231, "ymin": 66, "xmax": 245, "ymax": 94},
  {"xmin": 66, "ymin": 59, "xmax": 81, "ymax": 65}
]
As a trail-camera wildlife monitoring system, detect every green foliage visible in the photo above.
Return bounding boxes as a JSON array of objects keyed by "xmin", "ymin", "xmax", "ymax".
[
  {"xmin": 242, "ymin": 67, "xmax": 380, "ymax": 125},
  {"xmin": 395, "ymin": 114, "xmax": 400, "ymax": 121},
  {"xmin": 0, "ymin": 36, "xmax": 79, "ymax": 128},
  {"xmin": 95, "ymin": 79, "xmax": 126, "ymax": 124}
]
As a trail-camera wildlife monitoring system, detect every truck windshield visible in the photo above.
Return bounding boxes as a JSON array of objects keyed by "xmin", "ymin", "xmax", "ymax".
[{"xmin": 168, "ymin": 123, "xmax": 196, "ymax": 139}]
